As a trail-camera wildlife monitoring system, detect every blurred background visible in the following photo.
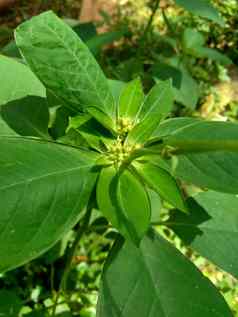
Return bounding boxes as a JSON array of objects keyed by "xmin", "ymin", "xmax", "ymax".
[{"xmin": 0, "ymin": 1, "xmax": 238, "ymax": 316}]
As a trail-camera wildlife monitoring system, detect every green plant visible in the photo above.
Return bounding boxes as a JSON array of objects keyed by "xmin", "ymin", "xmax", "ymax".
[{"xmin": 1, "ymin": 10, "xmax": 238, "ymax": 316}]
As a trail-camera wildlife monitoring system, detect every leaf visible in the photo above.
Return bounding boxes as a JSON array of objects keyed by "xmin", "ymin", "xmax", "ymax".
[
  {"xmin": 150, "ymin": 62, "xmax": 182, "ymax": 89},
  {"xmin": 154, "ymin": 60, "xmax": 199, "ymax": 109},
  {"xmin": 97, "ymin": 229, "xmax": 232, "ymax": 317},
  {"xmin": 174, "ymin": 0, "xmax": 225, "ymax": 26},
  {"xmin": 87, "ymin": 30, "xmax": 125, "ymax": 55},
  {"xmin": 0, "ymin": 290, "xmax": 23, "ymax": 317},
  {"xmin": 164, "ymin": 120, "xmax": 238, "ymax": 152},
  {"xmin": 97, "ymin": 166, "xmax": 151, "ymax": 244},
  {"xmin": 0, "ymin": 136, "xmax": 99, "ymax": 273},
  {"xmin": 152, "ymin": 117, "xmax": 201, "ymax": 140},
  {"xmin": 173, "ymin": 151, "xmax": 238, "ymax": 194},
  {"xmin": 1, "ymin": 40, "xmax": 21, "ymax": 58},
  {"xmin": 73, "ymin": 22, "xmax": 97, "ymax": 42},
  {"xmin": 0, "ymin": 116, "xmax": 16, "ymax": 135},
  {"xmin": 182, "ymin": 28, "xmax": 231, "ymax": 65},
  {"xmin": 168, "ymin": 190, "xmax": 238, "ymax": 279},
  {"xmin": 108, "ymin": 79, "xmax": 126, "ymax": 105},
  {"xmin": 134, "ymin": 162, "xmax": 187, "ymax": 213},
  {"xmin": 15, "ymin": 11, "xmax": 115, "ymax": 119},
  {"xmin": 1, "ymin": 96, "xmax": 49, "ymax": 138},
  {"xmin": 127, "ymin": 80, "xmax": 174, "ymax": 145},
  {"xmin": 68, "ymin": 114, "xmax": 113, "ymax": 152},
  {"xmin": 0, "ymin": 55, "xmax": 45, "ymax": 106},
  {"xmin": 118, "ymin": 78, "xmax": 144, "ymax": 120},
  {"xmin": 193, "ymin": 47, "xmax": 232, "ymax": 65}
]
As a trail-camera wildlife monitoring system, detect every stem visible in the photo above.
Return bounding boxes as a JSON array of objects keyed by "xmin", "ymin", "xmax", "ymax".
[
  {"xmin": 161, "ymin": 8, "xmax": 175, "ymax": 36},
  {"xmin": 51, "ymin": 206, "xmax": 92, "ymax": 316},
  {"xmin": 138, "ymin": 0, "xmax": 160, "ymax": 55}
]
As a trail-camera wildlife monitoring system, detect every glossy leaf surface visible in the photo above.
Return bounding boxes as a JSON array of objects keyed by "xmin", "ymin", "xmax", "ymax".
[
  {"xmin": 15, "ymin": 11, "xmax": 115, "ymax": 118},
  {"xmin": 135, "ymin": 162, "xmax": 187, "ymax": 212},
  {"xmin": 97, "ymin": 229, "xmax": 232, "ymax": 317},
  {"xmin": 168, "ymin": 190, "xmax": 238, "ymax": 279},
  {"xmin": 97, "ymin": 166, "xmax": 150, "ymax": 244},
  {"xmin": 0, "ymin": 137, "xmax": 98, "ymax": 273}
]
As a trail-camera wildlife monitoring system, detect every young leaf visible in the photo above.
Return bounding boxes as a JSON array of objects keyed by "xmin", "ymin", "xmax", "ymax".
[
  {"xmin": 15, "ymin": 11, "xmax": 115, "ymax": 120},
  {"xmin": 97, "ymin": 166, "xmax": 151, "ymax": 244},
  {"xmin": 118, "ymin": 78, "xmax": 144, "ymax": 121},
  {"xmin": 168, "ymin": 190, "xmax": 238, "ymax": 279},
  {"xmin": 134, "ymin": 162, "xmax": 187, "ymax": 213},
  {"xmin": 1, "ymin": 96, "xmax": 49, "ymax": 139},
  {"xmin": 174, "ymin": 0, "xmax": 225, "ymax": 26},
  {"xmin": 127, "ymin": 80, "xmax": 174, "ymax": 145},
  {"xmin": 0, "ymin": 55, "xmax": 45, "ymax": 106},
  {"xmin": 97, "ymin": 229, "xmax": 232, "ymax": 317},
  {"xmin": 0, "ymin": 137, "xmax": 99, "ymax": 273}
]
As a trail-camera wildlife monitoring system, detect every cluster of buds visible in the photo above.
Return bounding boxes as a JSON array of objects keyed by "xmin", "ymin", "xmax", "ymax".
[
  {"xmin": 117, "ymin": 117, "xmax": 134, "ymax": 135},
  {"xmin": 107, "ymin": 136, "xmax": 141, "ymax": 166}
]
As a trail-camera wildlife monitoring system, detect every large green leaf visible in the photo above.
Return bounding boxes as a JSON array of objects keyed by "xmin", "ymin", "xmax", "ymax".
[
  {"xmin": 174, "ymin": 0, "xmax": 225, "ymax": 26},
  {"xmin": 173, "ymin": 151, "xmax": 238, "ymax": 194},
  {"xmin": 164, "ymin": 120, "xmax": 238, "ymax": 152},
  {"xmin": 0, "ymin": 290, "xmax": 23, "ymax": 317},
  {"xmin": 168, "ymin": 190, "xmax": 238, "ymax": 279},
  {"xmin": 0, "ymin": 137, "xmax": 99, "ymax": 273},
  {"xmin": 134, "ymin": 162, "xmax": 187, "ymax": 213},
  {"xmin": 15, "ymin": 11, "xmax": 115, "ymax": 119},
  {"xmin": 0, "ymin": 55, "xmax": 45, "ymax": 106},
  {"xmin": 97, "ymin": 166, "xmax": 151, "ymax": 244},
  {"xmin": 97, "ymin": 229, "xmax": 232, "ymax": 317},
  {"xmin": 1, "ymin": 96, "xmax": 49, "ymax": 138},
  {"xmin": 127, "ymin": 80, "xmax": 174, "ymax": 145}
]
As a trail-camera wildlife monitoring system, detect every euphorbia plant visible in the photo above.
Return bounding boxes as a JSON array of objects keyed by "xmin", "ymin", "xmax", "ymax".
[{"xmin": 0, "ymin": 11, "xmax": 238, "ymax": 316}]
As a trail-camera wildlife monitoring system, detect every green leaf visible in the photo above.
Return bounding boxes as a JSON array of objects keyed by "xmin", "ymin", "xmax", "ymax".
[
  {"xmin": 108, "ymin": 79, "xmax": 126, "ymax": 105},
  {"xmin": 182, "ymin": 29, "xmax": 231, "ymax": 65},
  {"xmin": 0, "ymin": 55, "xmax": 45, "ymax": 106},
  {"xmin": 87, "ymin": 30, "xmax": 125, "ymax": 55},
  {"xmin": 127, "ymin": 80, "xmax": 174, "ymax": 145},
  {"xmin": 164, "ymin": 120, "xmax": 238, "ymax": 152},
  {"xmin": 0, "ymin": 137, "xmax": 99, "ymax": 273},
  {"xmin": 15, "ymin": 11, "xmax": 115, "ymax": 119},
  {"xmin": 0, "ymin": 290, "xmax": 23, "ymax": 317},
  {"xmin": 97, "ymin": 166, "xmax": 151, "ymax": 244},
  {"xmin": 68, "ymin": 114, "xmax": 113, "ymax": 152},
  {"xmin": 150, "ymin": 62, "xmax": 182, "ymax": 89},
  {"xmin": 97, "ymin": 229, "xmax": 232, "ymax": 317},
  {"xmin": 193, "ymin": 47, "xmax": 232, "ymax": 65},
  {"xmin": 73, "ymin": 22, "xmax": 97, "ymax": 42},
  {"xmin": 154, "ymin": 60, "xmax": 199, "ymax": 109},
  {"xmin": 152, "ymin": 117, "xmax": 201, "ymax": 140},
  {"xmin": 174, "ymin": 0, "xmax": 225, "ymax": 26},
  {"xmin": 134, "ymin": 162, "xmax": 187, "ymax": 213},
  {"xmin": 1, "ymin": 96, "xmax": 49, "ymax": 138},
  {"xmin": 1, "ymin": 40, "xmax": 21, "ymax": 58},
  {"xmin": 168, "ymin": 190, "xmax": 238, "ymax": 279},
  {"xmin": 173, "ymin": 151, "xmax": 238, "ymax": 194},
  {"xmin": 118, "ymin": 78, "xmax": 144, "ymax": 121}
]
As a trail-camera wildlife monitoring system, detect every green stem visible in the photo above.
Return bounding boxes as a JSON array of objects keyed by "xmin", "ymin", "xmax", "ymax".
[
  {"xmin": 138, "ymin": 0, "xmax": 160, "ymax": 55},
  {"xmin": 51, "ymin": 206, "xmax": 92, "ymax": 316},
  {"xmin": 161, "ymin": 8, "xmax": 176, "ymax": 36}
]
